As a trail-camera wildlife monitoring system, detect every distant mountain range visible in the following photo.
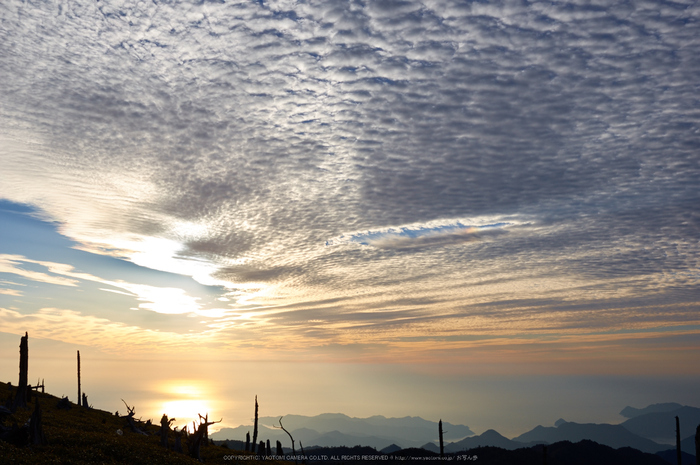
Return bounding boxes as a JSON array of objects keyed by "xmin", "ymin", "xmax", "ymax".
[
  {"xmin": 211, "ymin": 404, "xmax": 700, "ymax": 458},
  {"xmin": 621, "ymin": 406, "xmax": 700, "ymax": 444},
  {"xmin": 620, "ymin": 403, "xmax": 685, "ymax": 419},
  {"xmin": 210, "ymin": 413, "xmax": 473, "ymax": 449},
  {"xmin": 512, "ymin": 420, "xmax": 665, "ymax": 453}
]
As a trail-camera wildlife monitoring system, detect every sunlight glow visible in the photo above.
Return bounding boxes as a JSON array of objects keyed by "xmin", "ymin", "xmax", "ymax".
[{"xmin": 160, "ymin": 381, "xmax": 214, "ymax": 433}]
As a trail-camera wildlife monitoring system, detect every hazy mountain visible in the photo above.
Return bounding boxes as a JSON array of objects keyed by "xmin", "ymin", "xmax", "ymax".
[
  {"xmin": 621, "ymin": 404, "xmax": 684, "ymax": 419},
  {"xmin": 513, "ymin": 420, "xmax": 665, "ymax": 453},
  {"xmin": 445, "ymin": 429, "xmax": 527, "ymax": 452},
  {"xmin": 656, "ymin": 449, "xmax": 696, "ymax": 465},
  {"xmin": 420, "ymin": 442, "xmax": 440, "ymax": 453},
  {"xmin": 211, "ymin": 413, "xmax": 473, "ymax": 449},
  {"xmin": 681, "ymin": 435, "xmax": 699, "ymax": 456},
  {"xmin": 621, "ymin": 406, "xmax": 700, "ymax": 443}
]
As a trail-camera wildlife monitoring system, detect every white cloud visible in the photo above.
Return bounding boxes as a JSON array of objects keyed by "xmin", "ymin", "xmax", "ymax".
[{"xmin": 1, "ymin": 0, "xmax": 699, "ymax": 357}]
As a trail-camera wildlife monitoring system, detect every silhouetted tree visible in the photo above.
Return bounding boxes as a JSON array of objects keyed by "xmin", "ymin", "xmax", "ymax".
[
  {"xmin": 245, "ymin": 431, "xmax": 250, "ymax": 451},
  {"xmin": 277, "ymin": 439, "xmax": 284, "ymax": 456},
  {"xmin": 77, "ymin": 350, "xmax": 81, "ymax": 405},
  {"xmin": 160, "ymin": 414, "xmax": 175, "ymax": 448},
  {"xmin": 694, "ymin": 424, "xmax": 699, "ymax": 465},
  {"xmin": 439, "ymin": 419, "xmax": 444, "ymax": 458},
  {"xmin": 189, "ymin": 414, "xmax": 221, "ymax": 461},
  {"xmin": 252, "ymin": 396, "xmax": 259, "ymax": 453},
  {"xmin": 121, "ymin": 399, "xmax": 147, "ymax": 435},
  {"xmin": 275, "ymin": 416, "xmax": 297, "ymax": 463},
  {"xmin": 266, "ymin": 439, "xmax": 271, "ymax": 456},
  {"xmin": 13, "ymin": 333, "xmax": 28, "ymax": 410}
]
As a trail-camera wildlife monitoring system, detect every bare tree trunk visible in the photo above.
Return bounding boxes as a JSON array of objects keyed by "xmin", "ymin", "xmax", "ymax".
[
  {"xmin": 252, "ymin": 396, "xmax": 259, "ymax": 452},
  {"xmin": 266, "ymin": 439, "xmax": 271, "ymax": 456},
  {"xmin": 77, "ymin": 350, "xmax": 81, "ymax": 406},
  {"xmin": 160, "ymin": 414, "xmax": 174, "ymax": 448},
  {"xmin": 276, "ymin": 417, "xmax": 297, "ymax": 464},
  {"xmin": 14, "ymin": 332, "xmax": 28, "ymax": 410},
  {"xmin": 245, "ymin": 431, "xmax": 250, "ymax": 451},
  {"xmin": 276, "ymin": 440, "xmax": 284, "ymax": 457},
  {"xmin": 439, "ymin": 419, "xmax": 444, "ymax": 458}
]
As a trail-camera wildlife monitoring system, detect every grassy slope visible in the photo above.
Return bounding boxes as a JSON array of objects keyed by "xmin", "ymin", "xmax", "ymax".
[{"xmin": 0, "ymin": 385, "xmax": 268, "ymax": 464}]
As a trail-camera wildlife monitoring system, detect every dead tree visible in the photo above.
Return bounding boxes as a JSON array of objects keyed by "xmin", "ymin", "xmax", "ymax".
[
  {"xmin": 276, "ymin": 440, "xmax": 283, "ymax": 456},
  {"xmin": 30, "ymin": 379, "xmax": 45, "ymax": 395},
  {"xmin": 77, "ymin": 350, "xmax": 81, "ymax": 405},
  {"xmin": 121, "ymin": 399, "xmax": 147, "ymax": 435},
  {"xmin": 82, "ymin": 393, "xmax": 90, "ymax": 408},
  {"xmin": 160, "ymin": 414, "xmax": 175, "ymax": 448},
  {"xmin": 275, "ymin": 416, "xmax": 297, "ymax": 463},
  {"xmin": 188, "ymin": 414, "xmax": 222, "ymax": 461},
  {"xmin": 439, "ymin": 419, "xmax": 444, "ymax": 458},
  {"xmin": 245, "ymin": 431, "xmax": 250, "ymax": 451},
  {"xmin": 13, "ymin": 332, "xmax": 28, "ymax": 410},
  {"xmin": 197, "ymin": 413, "xmax": 214, "ymax": 445},
  {"xmin": 252, "ymin": 395, "xmax": 259, "ymax": 453},
  {"xmin": 266, "ymin": 439, "xmax": 271, "ymax": 456},
  {"xmin": 258, "ymin": 440, "xmax": 265, "ymax": 455}
]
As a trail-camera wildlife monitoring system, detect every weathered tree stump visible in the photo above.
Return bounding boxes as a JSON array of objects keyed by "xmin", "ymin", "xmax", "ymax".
[
  {"xmin": 56, "ymin": 397, "xmax": 71, "ymax": 410},
  {"xmin": 13, "ymin": 333, "xmax": 28, "ymax": 410},
  {"xmin": 121, "ymin": 399, "xmax": 147, "ymax": 435},
  {"xmin": 160, "ymin": 414, "xmax": 175, "ymax": 448},
  {"xmin": 188, "ymin": 414, "xmax": 221, "ymax": 461}
]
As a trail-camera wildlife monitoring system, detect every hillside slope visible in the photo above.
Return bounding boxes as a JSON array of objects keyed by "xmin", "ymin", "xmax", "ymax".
[{"xmin": 0, "ymin": 385, "xmax": 272, "ymax": 464}]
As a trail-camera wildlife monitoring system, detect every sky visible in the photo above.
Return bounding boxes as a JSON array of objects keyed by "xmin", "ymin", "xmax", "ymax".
[{"xmin": 1, "ymin": 0, "xmax": 699, "ymax": 439}]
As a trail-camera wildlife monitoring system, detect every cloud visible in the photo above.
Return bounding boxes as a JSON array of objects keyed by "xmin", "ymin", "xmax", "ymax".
[
  {"xmin": 0, "ymin": 254, "xmax": 80, "ymax": 287},
  {"xmin": 1, "ymin": 0, "xmax": 699, "ymax": 362}
]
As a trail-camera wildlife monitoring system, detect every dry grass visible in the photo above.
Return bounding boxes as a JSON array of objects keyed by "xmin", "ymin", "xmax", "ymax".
[{"xmin": 0, "ymin": 385, "xmax": 271, "ymax": 464}]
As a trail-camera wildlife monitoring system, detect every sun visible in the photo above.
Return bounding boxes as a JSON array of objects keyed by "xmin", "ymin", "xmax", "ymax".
[{"xmin": 159, "ymin": 382, "xmax": 213, "ymax": 432}]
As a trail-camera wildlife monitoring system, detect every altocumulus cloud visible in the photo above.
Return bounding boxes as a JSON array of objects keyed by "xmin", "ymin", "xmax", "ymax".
[{"xmin": 0, "ymin": 0, "xmax": 699, "ymax": 361}]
